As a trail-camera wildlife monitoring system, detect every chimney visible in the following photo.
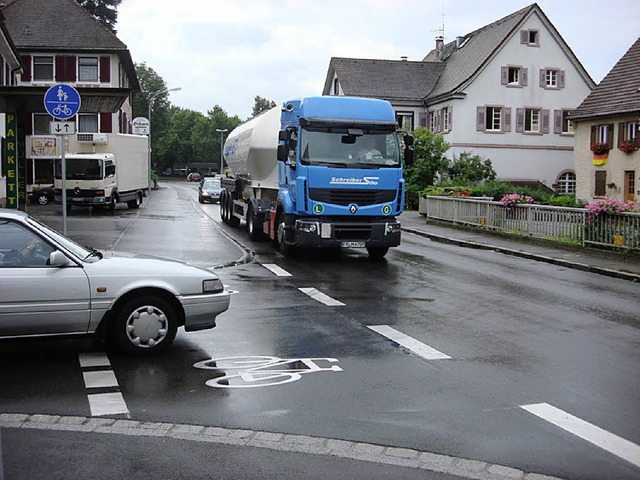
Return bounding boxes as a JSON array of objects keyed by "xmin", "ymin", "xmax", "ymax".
[
  {"xmin": 435, "ymin": 36, "xmax": 444, "ymax": 60},
  {"xmin": 400, "ymin": 56, "xmax": 408, "ymax": 61}
]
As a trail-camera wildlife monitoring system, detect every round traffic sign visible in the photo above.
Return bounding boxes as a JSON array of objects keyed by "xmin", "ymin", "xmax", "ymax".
[{"xmin": 44, "ymin": 84, "xmax": 81, "ymax": 120}]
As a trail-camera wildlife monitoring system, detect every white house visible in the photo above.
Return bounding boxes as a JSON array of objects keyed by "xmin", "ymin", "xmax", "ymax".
[{"xmin": 323, "ymin": 3, "xmax": 595, "ymax": 193}]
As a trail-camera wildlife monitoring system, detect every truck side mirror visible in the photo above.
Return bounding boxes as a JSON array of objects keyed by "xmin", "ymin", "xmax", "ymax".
[
  {"xmin": 404, "ymin": 149, "xmax": 414, "ymax": 166},
  {"xmin": 277, "ymin": 144, "xmax": 289, "ymax": 162},
  {"xmin": 403, "ymin": 133, "xmax": 414, "ymax": 146},
  {"xmin": 278, "ymin": 130, "xmax": 288, "ymax": 142}
]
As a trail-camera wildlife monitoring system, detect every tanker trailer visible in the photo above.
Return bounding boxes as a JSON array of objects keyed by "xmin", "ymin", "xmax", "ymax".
[{"xmin": 219, "ymin": 96, "xmax": 413, "ymax": 259}]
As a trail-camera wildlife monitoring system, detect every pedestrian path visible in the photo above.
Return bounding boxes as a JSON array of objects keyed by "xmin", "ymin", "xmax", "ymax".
[{"xmin": 399, "ymin": 210, "xmax": 640, "ymax": 281}]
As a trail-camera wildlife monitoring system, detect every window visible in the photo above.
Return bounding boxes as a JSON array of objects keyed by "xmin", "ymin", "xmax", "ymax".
[
  {"xmin": 556, "ymin": 172, "xmax": 576, "ymax": 194},
  {"xmin": 442, "ymin": 107, "xmax": 450, "ymax": 132},
  {"xmin": 486, "ymin": 106, "xmax": 502, "ymax": 131},
  {"xmin": 520, "ymin": 29, "xmax": 539, "ymax": 46},
  {"xmin": 78, "ymin": 114, "xmax": 98, "ymax": 133},
  {"xmin": 33, "ymin": 56, "xmax": 54, "ymax": 81},
  {"xmin": 33, "ymin": 114, "xmax": 52, "ymax": 135},
  {"xmin": 508, "ymin": 67, "xmax": 520, "ymax": 84},
  {"xmin": 525, "ymin": 108, "xmax": 540, "ymax": 133},
  {"xmin": 396, "ymin": 112, "xmax": 414, "ymax": 131},
  {"xmin": 428, "ymin": 111, "xmax": 435, "ymax": 131},
  {"xmin": 540, "ymin": 68, "xmax": 565, "ymax": 89},
  {"xmin": 562, "ymin": 111, "xmax": 574, "ymax": 134},
  {"xmin": 595, "ymin": 171, "xmax": 607, "ymax": 197},
  {"xmin": 618, "ymin": 121, "xmax": 638, "ymax": 145},
  {"xmin": 333, "ymin": 78, "xmax": 339, "ymax": 95},
  {"xmin": 501, "ymin": 66, "xmax": 528, "ymax": 87},
  {"xmin": 78, "ymin": 57, "xmax": 99, "ymax": 82}
]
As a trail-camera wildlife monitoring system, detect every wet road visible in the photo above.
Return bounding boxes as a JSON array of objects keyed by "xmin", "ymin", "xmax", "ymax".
[{"xmin": 2, "ymin": 180, "xmax": 639, "ymax": 480}]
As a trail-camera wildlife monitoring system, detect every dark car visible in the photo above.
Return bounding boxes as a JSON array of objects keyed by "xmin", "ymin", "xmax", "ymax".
[
  {"xmin": 198, "ymin": 177, "xmax": 222, "ymax": 203},
  {"xmin": 28, "ymin": 185, "xmax": 55, "ymax": 205}
]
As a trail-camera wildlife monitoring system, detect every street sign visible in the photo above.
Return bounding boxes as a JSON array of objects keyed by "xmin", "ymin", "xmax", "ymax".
[
  {"xmin": 50, "ymin": 121, "xmax": 76, "ymax": 135},
  {"xmin": 132, "ymin": 117, "xmax": 149, "ymax": 135},
  {"xmin": 44, "ymin": 84, "xmax": 81, "ymax": 120}
]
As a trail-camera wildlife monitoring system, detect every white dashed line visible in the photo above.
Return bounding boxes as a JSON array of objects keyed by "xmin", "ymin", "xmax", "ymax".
[
  {"xmin": 367, "ymin": 325, "xmax": 451, "ymax": 360},
  {"xmin": 78, "ymin": 352, "xmax": 111, "ymax": 368},
  {"xmin": 262, "ymin": 264, "xmax": 292, "ymax": 277},
  {"xmin": 521, "ymin": 403, "xmax": 640, "ymax": 468},
  {"xmin": 78, "ymin": 352, "xmax": 129, "ymax": 417},
  {"xmin": 298, "ymin": 287, "xmax": 345, "ymax": 306},
  {"xmin": 87, "ymin": 393, "xmax": 130, "ymax": 417},
  {"xmin": 82, "ymin": 371, "xmax": 120, "ymax": 389}
]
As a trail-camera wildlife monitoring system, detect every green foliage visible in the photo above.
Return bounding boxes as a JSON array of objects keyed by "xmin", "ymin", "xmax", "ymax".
[
  {"xmin": 446, "ymin": 152, "xmax": 496, "ymax": 184},
  {"xmin": 252, "ymin": 96, "xmax": 277, "ymax": 118},
  {"xmin": 77, "ymin": 0, "xmax": 121, "ymax": 33},
  {"xmin": 404, "ymin": 127, "xmax": 449, "ymax": 208}
]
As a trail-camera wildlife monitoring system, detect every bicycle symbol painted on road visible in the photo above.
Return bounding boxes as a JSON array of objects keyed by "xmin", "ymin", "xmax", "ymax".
[{"xmin": 193, "ymin": 355, "xmax": 343, "ymax": 388}]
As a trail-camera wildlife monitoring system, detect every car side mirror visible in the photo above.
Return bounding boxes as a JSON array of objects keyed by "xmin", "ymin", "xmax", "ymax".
[{"xmin": 49, "ymin": 250, "xmax": 73, "ymax": 267}]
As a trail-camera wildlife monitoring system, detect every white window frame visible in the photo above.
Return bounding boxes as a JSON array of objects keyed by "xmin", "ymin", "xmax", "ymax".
[
  {"xmin": 525, "ymin": 108, "xmax": 541, "ymax": 133},
  {"xmin": 556, "ymin": 172, "xmax": 576, "ymax": 194},
  {"xmin": 562, "ymin": 110, "xmax": 574, "ymax": 134},
  {"xmin": 442, "ymin": 107, "xmax": 450, "ymax": 132},
  {"xmin": 78, "ymin": 56, "xmax": 99, "ymax": 82},
  {"xmin": 626, "ymin": 122, "xmax": 638, "ymax": 142},
  {"xmin": 508, "ymin": 67, "xmax": 520, "ymax": 85},
  {"xmin": 486, "ymin": 106, "xmax": 502, "ymax": 131},
  {"xmin": 546, "ymin": 69, "xmax": 558, "ymax": 88},
  {"xmin": 598, "ymin": 124, "xmax": 609, "ymax": 144},
  {"xmin": 78, "ymin": 114, "xmax": 99, "ymax": 133},
  {"xmin": 33, "ymin": 56, "xmax": 54, "ymax": 81}
]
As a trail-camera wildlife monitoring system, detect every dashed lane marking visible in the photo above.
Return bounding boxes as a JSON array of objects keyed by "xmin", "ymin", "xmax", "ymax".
[
  {"xmin": 298, "ymin": 287, "xmax": 345, "ymax": 306},
  {"xmin": 262, "ymin": 263, "xmax": 292, "ymax": 277},
  {"xmin": 78, "ymin": 352, "xmax": 129, "ymax": 417},
  {"xmin": 521, "ymin": 403, "xmax": 640, "ymax": 468},
  {"xmin": 367, "ymin": 325, "xmax": 451, "ymax": 360}
]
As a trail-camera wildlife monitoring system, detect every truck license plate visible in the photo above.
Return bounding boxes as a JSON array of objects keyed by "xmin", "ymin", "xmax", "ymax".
[{"xmin": 340, "ymin": 241, "xmax": 366, "ymax": 248}]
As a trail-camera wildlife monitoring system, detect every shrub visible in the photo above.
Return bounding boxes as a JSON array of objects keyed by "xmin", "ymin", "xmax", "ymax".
[{"xmin": 499, "ymin": 193, "xmax": 535, "ymax": 210}]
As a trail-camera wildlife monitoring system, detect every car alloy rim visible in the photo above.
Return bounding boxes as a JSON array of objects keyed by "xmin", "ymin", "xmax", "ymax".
[{"xmin": 125, "ymin": 305, "xmax": 168, "ymax": 348}]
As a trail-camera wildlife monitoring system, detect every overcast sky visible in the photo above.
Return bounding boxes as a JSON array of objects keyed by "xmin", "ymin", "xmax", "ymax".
[{"xmin": 116, "ymin": 0, "xmax": 639, "ymax": 120}]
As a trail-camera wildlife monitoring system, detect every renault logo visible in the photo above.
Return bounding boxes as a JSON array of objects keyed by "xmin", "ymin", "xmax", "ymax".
[{"xmin": 349, "ymin": 204, "xmax": 358, "ymax": 214}]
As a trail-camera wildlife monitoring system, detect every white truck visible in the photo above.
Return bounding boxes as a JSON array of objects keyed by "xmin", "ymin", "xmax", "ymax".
[{"xmin": 54, "ymin": 133, "xmax": 149, "ymax": 211}]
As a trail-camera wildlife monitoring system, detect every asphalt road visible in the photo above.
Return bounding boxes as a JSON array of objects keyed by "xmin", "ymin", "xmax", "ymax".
[{"xmin": 2, "ymin": 180, "xmax": 639, "ymax": 480}]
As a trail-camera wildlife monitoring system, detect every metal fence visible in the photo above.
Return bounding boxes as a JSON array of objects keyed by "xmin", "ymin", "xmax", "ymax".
[{"xmin": 421, "ymin": 196, "xmax": 640, "ymax": 251}]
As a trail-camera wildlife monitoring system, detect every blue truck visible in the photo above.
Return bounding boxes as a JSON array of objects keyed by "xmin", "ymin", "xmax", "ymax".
[{"xmin": 219, "ymin": 96, "xmax": 413, "ymax": 258}]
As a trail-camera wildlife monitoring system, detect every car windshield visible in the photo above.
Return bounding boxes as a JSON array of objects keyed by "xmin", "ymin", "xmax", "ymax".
[
  {"xmin": 203, "ymin": 179, "xmax": 220, "ymax": 189},
  {"xmin": 55, "ymin": 158, "xmax": 103, "ymax": 180},
  {"xmin": 300, "ymin": 127, "xmax": 400, "ymax": 168},
  {"xmin": 25, "ymin": 215, "xmax": 95, "ymax": 261}
]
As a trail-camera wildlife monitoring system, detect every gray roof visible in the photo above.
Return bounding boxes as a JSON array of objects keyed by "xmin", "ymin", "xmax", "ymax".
[
  {"xmin": 423, "ymin": 4, "xmax": 534, "ymax": 100},
  {"xmin": 323, "ymin": 57, "xmax": 444, "ymax": 101},
  {"xmin": 569, "ymin": 37, "xmax": 640, "ymax": 120},
  {"xmin": 1, "ymin": 0, "xmax": 137, "ymax": 89}
]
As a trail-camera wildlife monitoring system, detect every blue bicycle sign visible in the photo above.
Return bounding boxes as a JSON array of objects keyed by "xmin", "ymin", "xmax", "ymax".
[{"xmin": 44, "ymin": 84, "xmax": 81, "ymax": 120}]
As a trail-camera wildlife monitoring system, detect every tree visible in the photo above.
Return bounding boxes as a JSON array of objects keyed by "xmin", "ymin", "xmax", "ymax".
[
  {"xmin": 251, "ymin": 96, "xmax": 276, "ymax": 118},
  {"xmin": 77, "ymin": 0, "xmax": 122, "ymax": 33},
  {"xmin": 446, "ymin": 152, "xmax": 496, "ymax": 184},
  {"xmin": 403, "ymin": 127, "xmax": 449, "ymax": 208}
]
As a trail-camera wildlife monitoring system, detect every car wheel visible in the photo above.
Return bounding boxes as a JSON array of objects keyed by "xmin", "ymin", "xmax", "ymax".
[
  {"xmin": 38, "ymin": 193, "xmax": 50, "ymax": 205},
  {"xmin": 220, "ymin": 190, "xmax": 228, "ymax": 223},
  {"xmin": 111, "ymin": 295, "xmax": 178, "ymax": 356}
]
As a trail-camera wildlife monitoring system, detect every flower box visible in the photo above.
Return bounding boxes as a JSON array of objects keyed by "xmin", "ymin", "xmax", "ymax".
[{"xmin": 619, "ymin": 141, "xmax": 638, "ymax": 154}]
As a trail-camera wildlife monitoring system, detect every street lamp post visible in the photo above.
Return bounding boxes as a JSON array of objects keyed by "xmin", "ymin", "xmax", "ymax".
[
  {"xmin": 216, "ymin": 128, "xmax": 228, "ymax": 175},
  {"xmin": 148, "ymin": 87, "xmax": 181, "ymax": 190}
]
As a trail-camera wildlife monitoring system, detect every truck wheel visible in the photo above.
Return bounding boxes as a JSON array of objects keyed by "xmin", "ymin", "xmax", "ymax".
[
  {"xmin": 107, "ymin": 195, "xmax": 116, "ymax": 212},
  {"xmin": 127, "ymin": 193, "xmax": 142, "ymax": 209},
  {"xmin": 227, "ymin": 195, "xmax": 240, "ymax": 227},
  {"xmin": 220, "ymin": 191, "xmax": 228, "ymax": 223},
  {"xmin": 366, "ymin": 246, "xmax": 388, "ymax": 260},
  {"xmin": 275, "ymin": 212, "xmax": 292, "ymax": 256},
  {"xmin": 246, "ymin": 205, "xmax": 264, "ymax": 241},
  {"xmin": 110, "ymin": 295, "xmax": 178, "ymax": 356}
]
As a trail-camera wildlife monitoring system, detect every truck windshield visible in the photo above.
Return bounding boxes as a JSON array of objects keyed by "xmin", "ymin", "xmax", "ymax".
[
  {"xmin": 55, "ymin": 159, "xmax": 103, "ymax": 180},
  {"xmin": 300, "ymin": 127, "xmax": 400, "ymax": 168}
]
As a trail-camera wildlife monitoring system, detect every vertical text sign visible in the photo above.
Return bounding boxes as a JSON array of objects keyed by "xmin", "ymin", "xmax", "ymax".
[{"xmin": 5, "ymin": 113, "xmax": 17, "ymax": 208}]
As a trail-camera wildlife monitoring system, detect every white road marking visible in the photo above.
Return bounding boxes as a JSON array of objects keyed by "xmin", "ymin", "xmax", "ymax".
[
  {"xmin": 262, "ymin": 264, "xmax": 292, "ymax": 277},
  {"xmin": 87, "ymin": 393, "xmax": 129, "ymax": 417},
  {"xmin": 367, "ymin": 325, "xmax": 451, "ymax": 360},
  {"xmin": 82, "ymin": 371, "xmax": 119, "ymax": 389},
  {"xmin": 298, "ymin": 287, "xmax": 345, "ymax": 306},
  {"xmin": 521, "ymin": 403, "xmax": 640, "ymax": 468},
  {"xmin": 78, "ymin": 352, "xmax": 111, "ymax": 368}
]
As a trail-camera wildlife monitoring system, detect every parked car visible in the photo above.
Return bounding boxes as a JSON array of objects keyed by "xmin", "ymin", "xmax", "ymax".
[
  {"xmin": 187, "ymin": 172, "xmax": 202, "ymax": 182},
  {"xmin": 0, "ymin": 209, "xmax": 231, "ymax": 355},
  {"xmin": 28, "ymin": 185, "xmax": 55, "ymax": 205},
  {"xmin": 198, "ymin": 177, "xmax": 222, "ymax": 203}
]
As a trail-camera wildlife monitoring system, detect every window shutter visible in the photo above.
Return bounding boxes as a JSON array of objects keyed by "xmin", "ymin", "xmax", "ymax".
[
  {"xmin": 515, "ymin": 108, "xmax": 524, "ymax": 133},
  {"xmin": 21, "ymin": 55, "xmax": 31, "ymax": 81},
  {"xmin": 553, "ymin": 110, "xmax": 562, "ymax": 134},
  {"xmin": 606, "ymin": 124, "xmax": 614, "ymax": 149},
  {"xmin": 56, "ymin": 56, "xmax": 75, "ymax": 81},
  {"xmin": 476, "ymin": 107, "xmax": 485, "ymax": 131},
  {"xmin": 25, "ymin": 114, "xmax": 33, "ymax": 135},
  {"xmin": 590, "ymin": 125, "xmax": 597, "ymax": 145},
  {"xmin": 520, "ymin": 30, "xmax": 528, "ymax": 44},
  {"xmin": 595, "ymin": 171, "xmax": 606, "ymax": 196},
  {"xmin": 100, "ymin": 113, "xmax": 113, "ymax": 133},
  {"xmin": 521, "ymin": 68, "xmax": 528, "ymax": 86},
  {"xmin": 501, "ymin": 66, "xmax": 508, "ymax": 85},
  {"xmin": 100, "ymin": 56, "xmax": 110, "ymax": 83},
  {"xmin": 67, "ymin": 56, "xmax": 77, "ymax": 81},
  {"xmin": 558, "ymin": 70, "xmax": 565, "ymax": 89},
  {"xmin": 618, "ymin": 122, "xmax": 625, "ymax": 146},
  {"xmin": 539, "ymin": 69, "xmax": 546, "ymax": 87},
  {"xmin": 55, "ymin": 57, "xmax": 64, "ymax": 81},
  {"xmin": 503, "ymin": 107, "xmax": 512, "ymax": 132},
  {"xmin": 437, "ymin": 110, "xmax": 442, "ymax": 133},
  {"xmin": 542, "ymin": 109, "xmax": 550, "ymax": 134}
]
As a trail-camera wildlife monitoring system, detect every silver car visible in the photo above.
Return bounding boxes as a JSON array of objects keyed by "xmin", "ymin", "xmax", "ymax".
[{"xmin": 0, "ymin": 209, "xmax": 230, "ymax": 355}]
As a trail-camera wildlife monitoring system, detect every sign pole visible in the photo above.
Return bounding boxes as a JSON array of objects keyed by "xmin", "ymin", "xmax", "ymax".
[{"xmin": 60, "ymin": 137, "xmax": 67, "ymax": 235}]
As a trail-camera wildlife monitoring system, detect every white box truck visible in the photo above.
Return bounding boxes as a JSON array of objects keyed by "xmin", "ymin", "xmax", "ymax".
[{"xmin": 54, "ymin": 133, "xmax": 149, "ymax": 211}]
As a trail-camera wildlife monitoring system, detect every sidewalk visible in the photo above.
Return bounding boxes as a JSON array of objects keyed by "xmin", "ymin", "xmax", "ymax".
[{"xmin": 399, "ymin": 210, "xmax": 640, "ymax": 282}]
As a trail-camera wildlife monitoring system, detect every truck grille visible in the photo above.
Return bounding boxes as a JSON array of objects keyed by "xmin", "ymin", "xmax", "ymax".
[{"xmin": 308, "ymin": 189, "xmax": 395, "ymax": 206}]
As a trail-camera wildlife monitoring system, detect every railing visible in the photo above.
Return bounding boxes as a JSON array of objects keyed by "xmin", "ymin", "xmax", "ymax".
[{"xmin": 421, "ymin": 196, "xmax": 640, "ymax": 251}]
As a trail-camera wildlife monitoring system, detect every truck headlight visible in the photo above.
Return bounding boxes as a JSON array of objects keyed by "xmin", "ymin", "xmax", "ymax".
[
  {"xmin": 203, "ymin": 278, "xmax": 224, "ymax": 293},
  {"xmin": 385, "ymin": 222, "xmax": 401, "ymax": 235},
  {"xmin": 296, "ymin": 220, "xmax": 320, "ymax": 235}
]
